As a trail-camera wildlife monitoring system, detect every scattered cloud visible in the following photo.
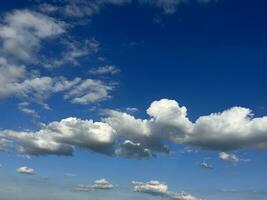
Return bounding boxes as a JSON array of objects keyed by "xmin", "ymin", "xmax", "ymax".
[
  {"xmin": 18, "ymin": 102, "xmax": 39, "ymax": 118},
  {"xmin": 39, "ymin": 0, "xmax": 131, "ymax": 18},
  {"xmin": 16, "ymin": 166, "xmax": 35, "ymax": 175},
  {"xmin": 89, "ymin": 65, "xmax": 120, "ymax": 75},
  {"xmin": 64, "ymin": 79, "xmax": 114, "ymax": 105},
  {"xmin": 0, "ymin": 9, "xmax": 65, "ymax": 63},
  {"xmin": 75, "ymin": 179, "xmax": 114, "ymax": 191},
  {"xmin": 0, "ymin": 58, "xmax": 114, "ymax": 106},
  {"xmin": 133, "ymin": 180, "xmax": 198, "ymax": 200}
]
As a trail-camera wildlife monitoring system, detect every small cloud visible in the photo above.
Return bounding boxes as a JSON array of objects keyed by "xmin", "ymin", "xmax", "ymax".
[
  {"xmin": 75, "ymin": 179, "xmax": 113, "ymax": 192},
  {"xmin": 125, "ymin": 107, "xmax": 139, "ymax": 113},
  {"xmin": 218, "ymin": 152, "xmax": 249, "ymax": 165},
  {"xmin": 132, "ymin": 180, "xmax": 198, "ymax": 200},
  {"xmin": 198, "ymin": 161, "xmax": 213, "ymax": 169},
  {"xmin": 16, "ymin": 166, "xmax": 35, "ymax": 175},
  {"xmin": 89, "ymin": 65, "xmax": 120, "ymax": 75}
]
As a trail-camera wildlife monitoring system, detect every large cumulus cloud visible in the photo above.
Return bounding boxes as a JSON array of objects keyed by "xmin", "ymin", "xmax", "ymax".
[{"xmin": 1, "ymin": 99, "xmax": 267, "ymax": 158}]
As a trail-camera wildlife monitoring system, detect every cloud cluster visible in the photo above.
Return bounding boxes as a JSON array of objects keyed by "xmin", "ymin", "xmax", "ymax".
[
  {"xmin": 133, "ymin": 180, "xmax": 198, "ymax": 200},
  {"xmin": 16, "ymin": 166, "xmax": 35, "ymax": 175},
  {"xmin": 75, "ymin": 179, "xmax": 113, "ymax": 191},
  {"xmin": 219, "ymin": 152, "xmax": 240, "ymax": 165},
  {"xmin": 1, "ymin": 117, "xmax": 116, "ymax": 156},
  {"xmin": 0, "ymin": 58, "xmax": 113, "ymax": 105},
  {"xmin": 104, "ymin": 99, "xmax": 267, "ymax": 155},
  {"xmin": 1, "ymin": 99, "xmax": 267, "ymax": 158}
]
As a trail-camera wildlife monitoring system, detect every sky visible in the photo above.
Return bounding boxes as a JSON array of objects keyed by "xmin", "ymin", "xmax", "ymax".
[{"xmin": 0, "ymin": 0, "xmax": 267, "ymax": 200}]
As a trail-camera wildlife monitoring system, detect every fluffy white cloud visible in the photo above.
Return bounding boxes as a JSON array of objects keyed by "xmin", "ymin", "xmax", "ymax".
[
  {"xmin": 104, "ymin": 99, "xmax": 267, "ymax": 153},
  {"xmin": 1, "ymin": 117, "xmax": 116, "ymax": 156},
  {"xmin": 75, "ymin": 179, "xmax": 113, "ymax": 191},
  {"xmin": 0, "ymin": 10, "xmax": 65, "ymax": 63},
  {"xmin": 133, "ymin": 180, "xmax": 198, "ymax": 200},
  {"xmin": 16, "ymin": 166, "xmax": 35, "ymax": 175}
]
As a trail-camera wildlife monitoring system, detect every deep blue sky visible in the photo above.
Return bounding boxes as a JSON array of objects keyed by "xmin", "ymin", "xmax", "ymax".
[{"xmin": 0, "ymin": 0, "xmax": 267, "ymax": 200}]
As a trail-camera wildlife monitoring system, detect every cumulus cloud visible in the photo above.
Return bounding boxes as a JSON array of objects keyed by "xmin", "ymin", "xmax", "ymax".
[
  {"xmin": 16, "ymin": 166, "xmax": 35, "ymax": 175},
  {"xmin": 2, "ymin": 98, "xmax": 267, "ymax": 158},
  {"xmin": 0, "ymin": 117, "xmax": 116, "ymax": 156},
  {"xmin": 132, "ymin": 180, "xmax": 198, "ymax": 200},
  {"xmin": 75, "ymin": 179, "xmax": 113, "ymax": 191},
  {"xmin": 0, "ymin": 9, "xmax": 65, "ymax": 63},
  {"xmin": 104, "ymin": 99, "xmax": 267, "ymax": 154},
  {"xmin": 89, "ymin": 65, "xmax": 120, "ymax": 75}
]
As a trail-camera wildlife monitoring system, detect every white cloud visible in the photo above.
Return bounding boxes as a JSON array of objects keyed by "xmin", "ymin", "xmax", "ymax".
[
  {"xmin": 104, "ymin": 99, "xmax": 267, "ymax": 153},
  {"xmin": 1, "ymin": 117, "xmax": 116, "ymax": 156},
  {"xmin": 219, "ymin": 152, "xmax": 240, "ymax": 165},
  {"xmin": 133, "ymin": 180, "xmax": 198, "ymax": 200},
  {"xmin": 0, "ymin": 10, "xmax": 65, "ymax": 63},
  {"xmin": 89, "ymin": 65, "xmax": 120, "ymax": 75},
  {"xmin": 75, "ymin": 179, "xmax": 114, "ymax": 191},
  {"xmin": 64, "ymin": 79, "xmax": 114, "ymax": 104},
  {"xmin": 16, "ymin": 166, "xmax": 35, "ymax": 175},
  {"xmin": 0, "ymin": 57, "xmax": 113, "ymax": 106}
]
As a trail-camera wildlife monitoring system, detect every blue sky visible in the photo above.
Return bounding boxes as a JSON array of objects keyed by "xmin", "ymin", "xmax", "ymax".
[{"xmin": 0, "ymin": 0, "xmax": 267, "ymax": 200}]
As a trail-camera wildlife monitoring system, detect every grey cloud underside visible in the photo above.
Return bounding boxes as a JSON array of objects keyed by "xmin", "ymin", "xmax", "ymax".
[{"xmin": 1, "ymin": 99, "xmax": 267, "ymax": 158}]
